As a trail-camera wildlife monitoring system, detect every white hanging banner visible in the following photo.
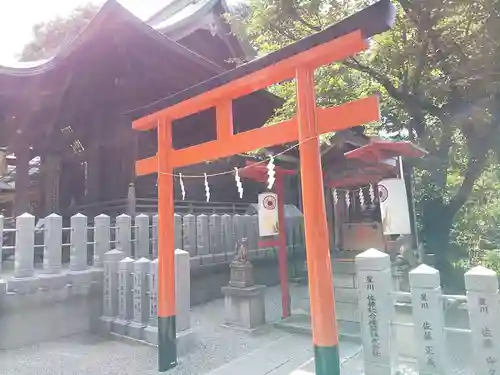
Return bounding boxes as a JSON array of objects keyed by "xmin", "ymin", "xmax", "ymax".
[
  {"xmin": 258, "ymin": 193, "xmax": 279, "ymax": 237},
  {"xmin": 378, "ymin": 178, "xmax": 411, "ymax": 235}
]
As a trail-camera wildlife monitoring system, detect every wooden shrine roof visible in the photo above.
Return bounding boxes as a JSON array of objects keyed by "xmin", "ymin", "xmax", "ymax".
[
  {"xmin": 0, "ymin": 0, "xmax": 279, "ymax": 152},
  {"xmin": 129, "ymin": 0, "xmax": 395, "ymax": 121}
]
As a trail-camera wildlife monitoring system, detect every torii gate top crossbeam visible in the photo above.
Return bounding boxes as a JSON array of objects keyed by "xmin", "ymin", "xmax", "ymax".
[{"xmin": 132, "ymin": 0, "xmax": 394, "ymax": 131}]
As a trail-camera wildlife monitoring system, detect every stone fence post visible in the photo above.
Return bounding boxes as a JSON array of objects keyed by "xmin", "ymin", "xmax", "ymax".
[
  {"xmin": 174, "ymin": 213, "xmax": 183, "ymax": 251},
  {"xmin": 209, "ymin": 214, "xmax": 222, "ymax": 259},
  {"xmin": 144, "ymin": 258, "xmax": 159, "ymax": 344},
  {"xmin": 221, "ymin": 214, "xmax": 234, "ymax": 258},
  {"xmin": 175, "ymin": 249, "xmax": 191, "ymax": 332},
  {"xmin": 15, "ymin": 213, "xmax": 35, "ymax": 278},
  {"xmin": 409, "ymin": 264, "xmax": 447, "ymax": 374},
  {"xmin": 196, "ymin": 214, "xmax": 209, "ymax": 257},
  {"xmin": 135, "ymin": 214, "xmax": 150, "ymax": 259},
  {"xmin": 100, "ymin": 249, "xmax": 125, "ymax": 333},
  {"xmin": 465, "ymin": 266, "xmax": 499, "ymax": 375},
  {"xmin": 70, "ymin": 213, "xmax": 87, "ymax": 271},
  {"xmin": 44, "ymin": 213, "xmax": 62, "ymax": 274},
  {"xmin": 183, "ymin": 214, "xmax": 196, "ymax": 257},
  {"xmin": 94, "ymin": 214, "xmax": 110, "ymax": 267},
  {"xmin": 128, "ymin": 257, "xmax": 150, "ymax": 340},
  {"xmin": 233, "ymin": 214, "xmax": 245, "ymax": 246},
  {"xmin": 355, "ymin": 249, "xmax": 394, "ymax": 375},
  {"xmin": 152, "ymin": 214, "xmax": 159, "ymax": 259},
  {"xmin": 116, "ymin": 214, "xmax": 132, "ymax": 258},
  {"xmin": 113, "ymin": 257, "xmax": 135, "ymax": 335}
]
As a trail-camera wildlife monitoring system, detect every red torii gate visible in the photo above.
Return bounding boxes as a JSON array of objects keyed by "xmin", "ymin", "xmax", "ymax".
[
  {"xmin": 239, "ymin": 161, "xmax": 296, "ymax": 319},
  {"xmin": 131, "ymin": 1, "xmax": 395, "ymax": 373}
]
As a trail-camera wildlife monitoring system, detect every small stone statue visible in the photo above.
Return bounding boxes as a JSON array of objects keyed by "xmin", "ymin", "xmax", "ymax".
[{"xmin": 234, "ymin": 238, "xmax": 249, "ymax": 264}]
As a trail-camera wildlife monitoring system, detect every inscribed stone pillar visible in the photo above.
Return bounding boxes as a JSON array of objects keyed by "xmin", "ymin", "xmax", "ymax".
[
  {"xmin": 196, "ymin": 214, "xmax": 210, "ymax": 256},
  {"xmin": 465, "ymin": 266, "xmax": 500, "ymax": 375},
  {"xmin": 409, "ymin": 264, "xmax": 447, "ymax": 374},
  {"xmin": 70, "ymin": 213, "xmax": 87, "ymax": 271},
  {"xmin": 183, "ymin": 214, "xmax": 197, "ymax": 256},
  {"xmin": 355, "ymin": 249, "xmax": 394, "ymax": 375},
  {"xmin": 116, "ymin": 214, "xmax": 132, "ymax": 258},
  {"xmin": 175, "ymin": 249, "xmax": 191, "ymax": 332},
  {"xmin": 113, "ymin": 257, "xmax": 135, "ymax": 335},
  {"xmin": 43, "ymin": 213, "xmax": 62, "ymax": 274},
  {"xmin": 100, "ymin": 249, "xmax": 124, "ymax": 333},
  {"xmin": 144, "ymin": 258, "xmax": 159, "ymax": 344},
  {"xmin": 94, "ymin": 214, "xmax": 110, "ymax": 267},
  {"xmin": 14, "ymin": 213, "xmax": 35, "ymax": 278},
  {"xmin": 152, "ymin": 214, "xmax": 158, "ymax": 258},
  {"xmin": 135, "ymin": 214, "xmax": 150, "ymax": 259},
  {"xmin": 174, "ymin": 213, "xmax": 183, "ymax": 251},
  {"xmin": 221, "ymin": 214, "xmax": 234, "ymax": 257},
  {"xmin": 128, "ymin": 257, "xmax": 150, "ymax": 340},
  {"xmin": 148, "ymin": 258, "xmax": 158, "ymax": 327}
]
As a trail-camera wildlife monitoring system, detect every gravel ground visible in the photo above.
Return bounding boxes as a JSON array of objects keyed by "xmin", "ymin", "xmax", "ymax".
[{"xmin": 0, "ymin": 285, "xmax": 316, "ymax": 375}]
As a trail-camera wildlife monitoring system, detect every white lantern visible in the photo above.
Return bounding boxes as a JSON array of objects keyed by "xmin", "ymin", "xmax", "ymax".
[
  {"xmin": 258, "ymin": 193, "xmax": 279, "ymax": 237},
  {"xmin": 378, "ymin": 178, "xmax": 411, "ymax": 235}
]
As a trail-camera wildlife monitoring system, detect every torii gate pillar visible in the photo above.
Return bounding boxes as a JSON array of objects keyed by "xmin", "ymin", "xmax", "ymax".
[{"xmin": 296, "ymin": 69, "xmax": 339, "ymax": 370}]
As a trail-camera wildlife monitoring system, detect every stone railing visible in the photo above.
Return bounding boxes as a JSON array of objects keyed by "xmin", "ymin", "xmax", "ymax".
[
  {"xmin": 356, "ymin": 249, "xmax": 499, "ymax": 375},
  {"xmin": 0, "ymin": 211, "xmax": 305, "ymax": 350},
  {"xmin": 99, "ymin": 248, "xmax": 193, "ymax": 353},
  {"xmin": 0, "ymin": 211, "xmax": 305, "ymax": 274}
]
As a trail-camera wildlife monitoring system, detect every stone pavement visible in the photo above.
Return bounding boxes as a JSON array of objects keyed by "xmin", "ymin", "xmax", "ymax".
[{"xmin": 0, "ymin": 284, "xmax": 365, "ymax": 375}]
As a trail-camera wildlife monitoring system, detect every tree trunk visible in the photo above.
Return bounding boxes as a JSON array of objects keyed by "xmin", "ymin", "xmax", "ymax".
[{"xmin": 421, "ymin": 199, "xmax": 454, "ymax": 273}]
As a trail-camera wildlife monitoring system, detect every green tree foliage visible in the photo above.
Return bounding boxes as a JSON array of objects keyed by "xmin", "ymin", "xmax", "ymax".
[
  {"xmin": 20, "ymin": 3, "xmax": 99, "ymax": 61},
  {"xmin": 232, "ymin": 0, "xmax": 500, "ymax": 272}
]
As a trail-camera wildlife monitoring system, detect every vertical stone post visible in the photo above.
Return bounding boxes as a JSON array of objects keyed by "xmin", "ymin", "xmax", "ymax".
[
  {"xmin": 183, "ymin": 214, "xmax": 197, "ymax": 257},
  {"xmin": 144, "ymin": 258, "xmax": 159, "ymax": 344},
  {"xmin": 70, "ymin": 213, "xmax": 87, "ymax": 271},
  {"xmin": 174, "ymin": 213, "xmax": 183, "ymax": 251},
  {"xmin": 175, "ymin": 249, "xmax": 191, "ymax": 332},
  {"xmin": 233, "ymin": 214, "xmax": 245, "ymax": 245},
  {"xmin": 113, "ymin": 257, "xmax": 135, "ymax": 335},
  {"xmin": 210, "ymin": 214, "xmax": 224, "ymax": 262},
  {"xmin": 355, "ymin": 249, "xmax": 394, "ymax": 375},
  {"xmin": 94, "ymin": 214, "xmax": 110, "ymax": 267},
  {"xmin": 15, "ymin": 213, "xmax": 35, "ymax": 278},
  {"xmin": 465, "ymin": 266, "xmax": 500, "ymax": 375},
  {"xmin": 221, "ymin": 214, "xmax": 234, "ymax": 259},
  {"xmin": 128, "ymin": 257, "xmax": 151, "ymax": 340},
  {"xmin": 251, "ymin": 215, "xmax": 259, "ymax": 252},
  {"xmin": 116, "ymin": 214, "xmax": 132, "ymax": 258},
  {"xmin": 100, "ymin": 249, "xmax": 125, "ymax": 334},
  {"xmin": 243, "ymin": 214, "xmax": 257, "ymax": 251},
  {"xmin": 135, "ymin": 214, "xmax": 150, "ymax": 259},
  {"xmin": 409, "ymin": 264, "xmax": 447, "ymax": 374},
  {"xmin": 196, "ymin": 214, "xmax": 210, "ymax": 258},
  {"xmin": 152, "ymin": 214, "xmax": 159, "ymax": 259},
  {"xmin": 0, "ymin": 215, "xmax": 4, "ymax": 273},
  {"xmin": 43, "ymin": 213, "xmax": 62, "ymax": 274}
]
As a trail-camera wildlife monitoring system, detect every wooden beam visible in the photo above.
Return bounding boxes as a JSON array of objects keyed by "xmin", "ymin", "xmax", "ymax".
[
  {"xmin": 135, "ymin": 95, "xmax": 380, "ymax": 175},
  {"xmin": 216, "ymin": 101, "xmax": 233, "ymax": 140},
  {"xmin": 133, "ymin": 31, "xmax": 368, "ymax": 130}
]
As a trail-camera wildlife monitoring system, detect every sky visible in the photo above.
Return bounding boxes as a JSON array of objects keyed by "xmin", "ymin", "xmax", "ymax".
[{"xmin": 0, "ymin": 0, "xmax": 175, "ymax": 63}]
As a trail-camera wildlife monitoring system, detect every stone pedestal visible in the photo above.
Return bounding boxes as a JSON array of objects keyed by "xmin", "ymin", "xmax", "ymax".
[
  {"xmin": 222, "ymin": 259, "xmax": 266, "ymax": 331},
  {"xmin": 222, "ymin": 284, "xmax": 266, "ymax": 330},
  {"xmin": 229, "ymin": 262, "xmax": 254, "ymax": 288}
]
